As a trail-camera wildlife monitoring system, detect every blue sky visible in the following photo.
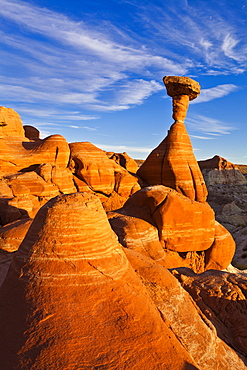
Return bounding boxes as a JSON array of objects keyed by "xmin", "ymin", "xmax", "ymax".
[{"xmin": 1, "ymin": 0, "xmax": 247, "ymax": 163}]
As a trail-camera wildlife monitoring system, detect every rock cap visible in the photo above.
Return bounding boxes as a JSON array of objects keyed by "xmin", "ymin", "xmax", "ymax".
[{"xmin": 163, "ymin": 76, "xmax": 200, "ymax": 101}]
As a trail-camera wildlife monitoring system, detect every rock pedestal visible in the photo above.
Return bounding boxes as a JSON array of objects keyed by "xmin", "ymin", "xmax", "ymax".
[{"xmin": 137, "ymin": 76, "xmax": 207, "ymax": 203}]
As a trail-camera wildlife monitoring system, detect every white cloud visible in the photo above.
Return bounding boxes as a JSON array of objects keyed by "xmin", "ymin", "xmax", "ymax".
[
  {"xmin": 221, "ymin": 33, "xmax": 242, "ymax": 61},
  {"xmin": 191, "ymin": 84, "xmax": 239, "ymax": 104},
  {"xmin": 186, "ymin": 114, "xmax": 236, "ymax": 135},
  {"xmin": 93, "ymin": 143, "xmax": 153, "ymax": 153},
  {"xmin": 190, "ymin": 135, "xmax": 214, "ymax": 140}
]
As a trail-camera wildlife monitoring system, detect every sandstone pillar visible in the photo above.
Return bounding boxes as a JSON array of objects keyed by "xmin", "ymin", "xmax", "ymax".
[{"xmin": 137, "ymin": 76, "xmax": 208, "ymax": 203}]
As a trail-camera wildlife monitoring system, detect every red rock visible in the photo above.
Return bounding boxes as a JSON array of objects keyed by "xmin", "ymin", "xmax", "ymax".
[
  {"xmin": 107, "ymin": 151, "xmax": 138, "ymax": 173},
  {"xmin": 0, "ymin": 192, "xmax": 197, "ymax": 370},
  {"xmin": 0, "ymin": 134, "xmax": 70, "ymax": 174},
  {"xmin": 23, "ymin": 125, "xmax": 40, "ymax": 141},
  {"xmin": 137, "ymin": 76, "xmax": 207, "ymax": 203},
  {"xmin": 69, "ymin": 141, "xmax": 140, "ymax": 207},
  {"xmin": 109, "ymin": 186, "xmax": 235, "ymax": 273},
  {"xmin": 0, "ymin": 106, "xmax": 25, "ymax": 138},
  {"xmin": 205, "ymin": 221, "xmax": 236, "ymax": 270},
  {"xmin": 126, "ymin": 249, "xmax": 247, "ymax": 369},
  {"xmin": 137, "ymin": 121, "xmax": 207, "ymax": 202},
  {"xmin": 122, "ymin": 185, "xmax": 215, "ymax": 252},
  {"xmin": 108, "ymin": 212, "xmax": 167, "ymax": 264},
  {"xmin": 198, "ymin": 155, "xmax": 238, "ymax": 170},
  {"xmin": 172, "ymin": 268, "xmax": 247, "ymax": 359},
  {"xmin": 6, "ymin": 172, "xmax": 60, "ymax": 198},
  {"xmin": 0, "ymin": 218, "xmax": 32, "ymax": 252}
]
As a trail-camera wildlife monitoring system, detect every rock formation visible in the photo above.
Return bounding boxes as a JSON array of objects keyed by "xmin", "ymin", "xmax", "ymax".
[
  {"xmin": 198, "ymin": 155, "xmax": 247, "ymax": 269},
  {"xmin": 126, "ymin": 250, "xmax": 247, "ymax": 369},
  {"xmin": 198, "ymin": 155, "xmax": 247, "ymax": 186},
  {"xmin": 137, "ymin": 76, "xmax": 207, "ymax": 203},
  {"xmin": 0, "ymin": 192, "xmax": 198, "ymax": 370},
  {"xmin": 69, "ymin": 141, "xmax": 140, "ymax": 211},
  {"xmin": 172, "ymin": 267, "xmax": 247, "ymax": 359},
  {"xmin": 0, "ymin": 74, "xmax": 246, "ymax": 369},
  {"xmin": 109, "ymin": 185, "xmax": 235, "ymax": 273},
  {"xmin": 106, "ymin": 151, "xmax": 139, "ymax": 173},
  {"xmin": 23, "ymin": 125, "xmax": 40, "ymax": 141}
]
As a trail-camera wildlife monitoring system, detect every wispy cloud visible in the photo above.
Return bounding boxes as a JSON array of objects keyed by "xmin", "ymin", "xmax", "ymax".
[
  {"xmin": 190, "ymin": 135, "xmax": 215, "ymax": 140},
  {"xmin": 186, "ymin": 114, "xmax": 236, "ymax": 135},
  {"xmin": 93, "ymin": 143, "xmax": 153, "ymax": 154},
  {"xmin": 68, "ymin": 125, "xmax": 97, "ymax": 131},
  {"xmin": 191, "ymin": 84, "xmax": 239, "ymax": 104}
]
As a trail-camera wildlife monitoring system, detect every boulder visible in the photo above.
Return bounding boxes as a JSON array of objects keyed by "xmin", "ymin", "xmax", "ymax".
[
  {"xmin": 0, "ymin": 218, "xmax": 32, "ymax": 252},
  {"xmin": 109, "ymin": 186, "xmax": 235, "ymax": 273},
  {"xmin": 0, "ymin": 134, "xmax": 70, "ymax": 174},
  {"xmin": 0, "ymin": 192, "xmax": 198, "ymax": 370}
]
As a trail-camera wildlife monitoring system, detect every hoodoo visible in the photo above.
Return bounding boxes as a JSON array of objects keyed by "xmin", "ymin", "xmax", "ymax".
[{"xmin": 137, "ymin": 76, "xmax": 207, "ymax": 203}]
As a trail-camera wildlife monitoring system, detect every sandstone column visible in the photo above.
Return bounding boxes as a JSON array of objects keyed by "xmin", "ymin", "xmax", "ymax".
[{"xmin": 137, "ymin": 76, "xmax": 208, "ymax": 203}]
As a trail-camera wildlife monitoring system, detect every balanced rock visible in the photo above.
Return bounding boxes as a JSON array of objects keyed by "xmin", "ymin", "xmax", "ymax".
[
  {"xmin": 0, "ymin": 192, "xmax": 197, "ymax": 370},
  {"xmin": 137, "ymin": 76, "xmax": 207, "ymax": 203}
]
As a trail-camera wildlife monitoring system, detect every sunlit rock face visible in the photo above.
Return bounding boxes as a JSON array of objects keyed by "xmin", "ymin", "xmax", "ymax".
[
  {"xmin": 198, "ymin": 155, "xmax": 247, "ymax": 186},
  {"xmin": 137, "ymin": 76, "xmax": 207, "ymax": 203},
  {"xmin": 0, "ymin": 192, "xmax": 198, "ymax": 370},
  {"xmin": 109, "ymin": 185, "xmax": 235, "ymax": 274},
  {"xmin": 69, "ymin": 141, "xmax": 140, "ymax": 211}
]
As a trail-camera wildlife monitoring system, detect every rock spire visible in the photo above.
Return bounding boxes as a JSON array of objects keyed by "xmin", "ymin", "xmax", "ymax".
[{"xmin": 137, "ymin": 76, "xmax": 207, "ymax": 203}]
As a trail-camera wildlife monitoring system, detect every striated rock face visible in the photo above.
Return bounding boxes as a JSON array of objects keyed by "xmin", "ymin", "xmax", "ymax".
[
  {"xmin": 69, "ymin": 141, "xmax": 140, "ymax": 210},
  {"xmin": 107, "ymin": 151, "xmax": 138, "ymax": 173},
  {"xmin": 137, "ymin": 76, "xmax": 207, "ymax": 203},
  {"xmin": 0, "ymin": 134, "xmax": 70, "ymax": 174},
  {"xmin": 198, "ymin": 155, "xmax": 238, "ymax": 170},
  {"xmin": 109, "ymin": 185, "xmax": 235, "ymax": 273},
  {"xmin": 172, "ymin": 268, "xmax": 247, "ymax": 360},
  {"xmin": 0, "ymin": 192, "xmax": 198, "ymax": 370},
  {"xmin": 0, "ymin": 219, "xmax": 32, "ymax": 253},
  {"xmin": 0, "ymin": 106, "xmax": 25, "ymax": 138},
  {"xmin": 126, "ymin": 250, "xmax": 247, "ymax": 369},
  {"xmin": 198, "ymin": 155, "xmax": 247, "ymax": 269},
  {"xmin": 198, "ymin": 155, "xmax": 247, "ymax": 186}
]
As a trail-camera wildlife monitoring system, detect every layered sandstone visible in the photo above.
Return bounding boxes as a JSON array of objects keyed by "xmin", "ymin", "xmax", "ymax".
[
  {"xmin": 109, "ymin": 185, "xmax": 235, "ymax": 273},
  {"xmin": 172, "ymin": 268, "xmax": 247, "ymax": 359},
  {"xmin": 69, "ymin": 141, "xmax": 140, "ymax": 210},
  {"xmin": 0, "ymin": 106, "xmax": 25, "ymax": 138},
  {"xmin": 198, "ymin": 155, "xmax": 247, "ymax": 186},
  {"xmin": 0, "ymin": 192, "xmax": 198, "ymax": 370},
  {"xmin": 126, "ymin": 249, "xmax": 247, "ymax": 369},
  {"xmin": 137, "ymin": 76, "xmax": 207, "ymax": 202},
  {"xmin": 107, "ymin": 151, "xmax": 138, "ymax": 173}
]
